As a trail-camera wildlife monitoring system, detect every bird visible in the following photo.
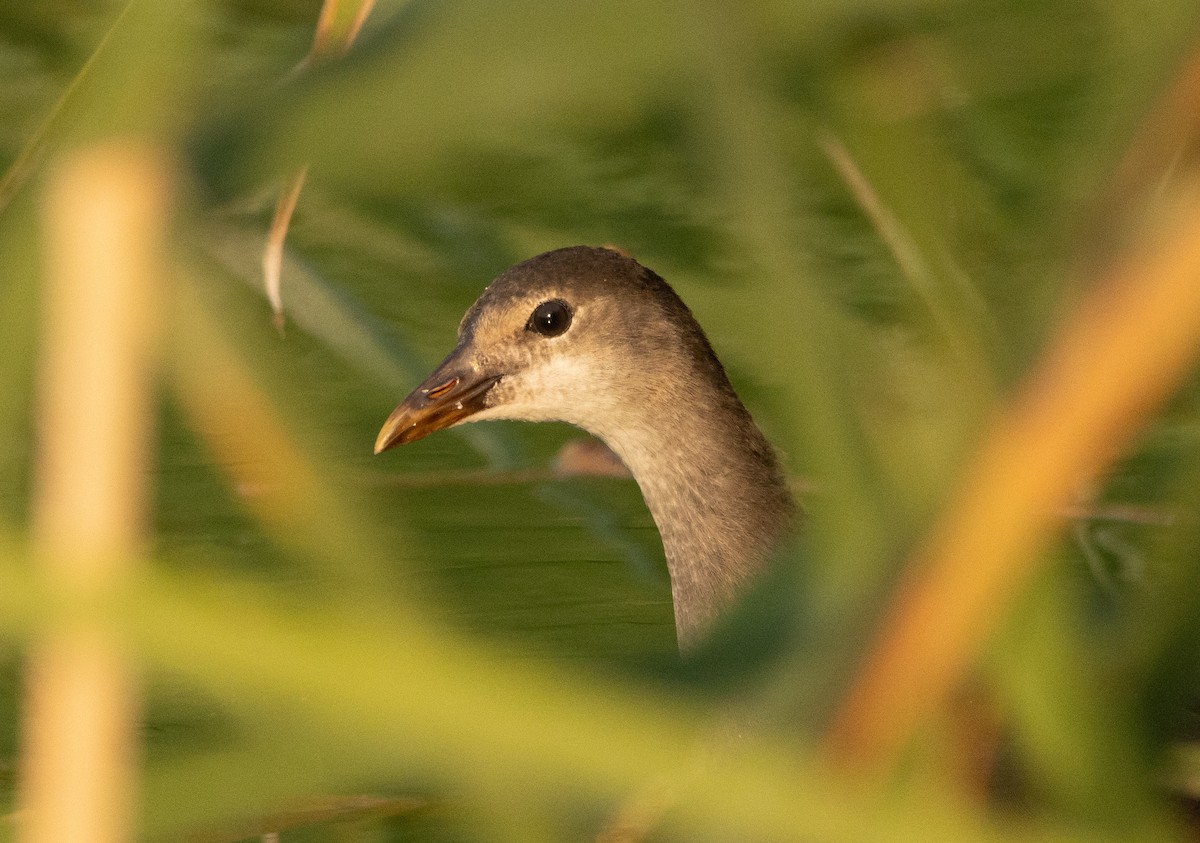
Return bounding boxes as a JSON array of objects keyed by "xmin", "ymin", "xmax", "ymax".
[{"xmin": 375, "ymin": 246, "xmax": 795, "ymax": 651}]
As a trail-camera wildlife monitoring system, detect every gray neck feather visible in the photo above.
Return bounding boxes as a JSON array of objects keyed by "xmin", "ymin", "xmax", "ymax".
[{"xmin": 593, "ymin": 371, "xmax": 794, "ymax": 651}]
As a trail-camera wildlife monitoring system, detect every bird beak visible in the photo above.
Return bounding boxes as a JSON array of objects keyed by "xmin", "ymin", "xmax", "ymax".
[{"xmin": 374, "ymin": 364, "xmax": 502, "ymax": 454}]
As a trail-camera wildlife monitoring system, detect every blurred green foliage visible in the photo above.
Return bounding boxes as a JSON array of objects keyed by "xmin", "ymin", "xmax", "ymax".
[{"xmin": 2, "ymin": 0, "xmax": 1200, "ymax": 840}]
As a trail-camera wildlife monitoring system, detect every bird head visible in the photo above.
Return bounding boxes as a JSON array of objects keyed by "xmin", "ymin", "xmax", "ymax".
[{"xmin": 375, "ymin": 245, "xmax": 714, "ymax": 454}]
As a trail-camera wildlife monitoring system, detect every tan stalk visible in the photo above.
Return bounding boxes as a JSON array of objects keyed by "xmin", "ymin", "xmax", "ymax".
[
  {"xmin": 827, "ymin": 187, "xmax": 1200, "ymax": 772},
  {"xmin": 263, "ymin": 0, "xmax": 377, "ymax": 332},
  {"xmin": 18, "ymin": 142, "xmax": 168, "ymax": 843}
]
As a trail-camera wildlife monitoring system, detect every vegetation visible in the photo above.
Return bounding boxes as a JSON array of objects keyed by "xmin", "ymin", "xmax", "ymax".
[{"xmin": 3, "ymin": 0, "xmax": 1200, "ymax": 840}]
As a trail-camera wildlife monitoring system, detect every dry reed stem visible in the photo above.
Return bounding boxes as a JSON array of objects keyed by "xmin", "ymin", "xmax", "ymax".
[
  {"xmin": 166, "ymin": 282, "xmax": 397, "ymax": 601},
  {"xmin": 263, "ymin": 0, "xmax": 376, "ymax": 330},
  {"xmin": 1085, "ymin": 41, "xmax": 1200, "ymax": 271},
  {"xmin": 826, "ymin": 189, "xmax": 1200, "ymax": 772},
  {"xmin": 167, "ymin": 289, "xmax": 326, "ymax": 536},
  {"xmin": 262, "ymin": 165, "xmax": 308, "ymax": 334},
  {"xmin": 309, "ymin": 0, "xmax": 377, "ymax": 63},
  {"xmin": 19, "ymin": 142, "xmax": 168, "ymax": 842}
]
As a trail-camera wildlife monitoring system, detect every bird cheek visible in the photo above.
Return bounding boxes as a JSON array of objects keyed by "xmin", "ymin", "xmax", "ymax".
[{"xmin": 468, "ymin": 352, "xmax": 496, "ymax": 376}]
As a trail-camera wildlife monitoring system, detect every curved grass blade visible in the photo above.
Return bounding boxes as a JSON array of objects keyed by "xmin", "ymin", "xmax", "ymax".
[
  {"xmin": 263, "ymin": 0, "xmax": 380, "ymax": 332},
  {"xmin": 203, "ymin": 222, "xmax": 520, "ymax": 469}
]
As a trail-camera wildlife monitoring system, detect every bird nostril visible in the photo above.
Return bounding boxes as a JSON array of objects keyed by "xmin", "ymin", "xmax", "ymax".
[{"xmin": 425, "ymin": 377, "xmax": 459, "ymax": 400}]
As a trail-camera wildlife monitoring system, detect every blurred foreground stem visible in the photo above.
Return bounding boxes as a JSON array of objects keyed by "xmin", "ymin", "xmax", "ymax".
[
  {"xmin": 19, "ymin": 141, "xmax": 168, "ymax": 843},
  {"xmin": 829, "ymin": 185, "xmax": 1200, "ymax": 774}
]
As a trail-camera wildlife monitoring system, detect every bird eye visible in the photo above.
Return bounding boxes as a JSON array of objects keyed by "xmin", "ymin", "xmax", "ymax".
[{"xmin": 527, "ymin": 299, "xmax": 572, "ymax": 337}]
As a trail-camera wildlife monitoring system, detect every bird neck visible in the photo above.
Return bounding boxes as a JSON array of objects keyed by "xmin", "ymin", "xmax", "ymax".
[{"xmin": 597, "ymin": 387, "xmax": 794, "ymax": 651}]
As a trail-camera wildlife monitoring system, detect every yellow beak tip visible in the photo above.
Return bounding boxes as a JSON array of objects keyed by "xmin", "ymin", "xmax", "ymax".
[{"xmin": 374, "ymin": 426, "xmax": 397, "ymax": 455}]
